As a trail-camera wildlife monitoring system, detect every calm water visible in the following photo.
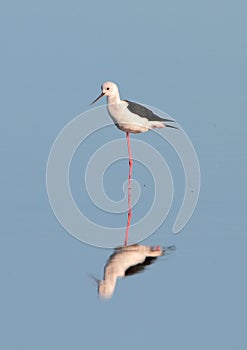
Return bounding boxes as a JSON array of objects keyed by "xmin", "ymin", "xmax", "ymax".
[{"xmin": 1, "ymin": 1, "xmax": 246, "ymax": 349}]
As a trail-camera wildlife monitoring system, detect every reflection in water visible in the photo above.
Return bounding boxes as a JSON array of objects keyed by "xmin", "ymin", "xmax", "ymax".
[
  {"xmin": 94, "ymin": 244, "xmax": 175, "ymax": 299},
  {"xmin": 89, "ymin": 118, "xmax": 176, "ymax": 299}
]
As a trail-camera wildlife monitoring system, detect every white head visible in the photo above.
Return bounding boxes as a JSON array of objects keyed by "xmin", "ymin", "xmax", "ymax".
[
  {"xmin": 101, "ymin": 81, "xmax": 119, "ymax": 96},
  {"xmin": 89, "ymin": 274, "xmax": 115, "ymax": 300},
  {"xmin": 91, "ymin": 81, "xmax": 120, "ymax": 104},
  {"xmin": 98, "ymin": 280, "xmax": 115, "ymax": 299}
]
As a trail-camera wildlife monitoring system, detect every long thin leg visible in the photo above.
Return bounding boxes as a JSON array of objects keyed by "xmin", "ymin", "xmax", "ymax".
[{"xmin": 124, "ymin": 132, "xmax": 133, "ymax": 246}]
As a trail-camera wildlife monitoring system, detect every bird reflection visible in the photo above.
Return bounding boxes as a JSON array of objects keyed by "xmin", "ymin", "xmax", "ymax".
[
  {"xmin": 93, "ymin": 244, "xmax": 175, "ymax": 299},
  {"xmin": 89, "ymin": 86, "xmax": 176, "ymax": 298}
]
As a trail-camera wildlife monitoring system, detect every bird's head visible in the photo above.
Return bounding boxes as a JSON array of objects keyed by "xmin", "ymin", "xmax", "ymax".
[
  {"xmin": 98, "ymin": 280, "xmax": 115, "ymax": 299},
  {"xmin": 89, "ymin": 274, "xmax": 115, "ymax": 299},
  {"xmin": 91, "ymin": 81, "xmax": 119, "ymax": 104},
  {"xmin": 101, "ymin": 81, "xmax": 118, "ymax": 96}
]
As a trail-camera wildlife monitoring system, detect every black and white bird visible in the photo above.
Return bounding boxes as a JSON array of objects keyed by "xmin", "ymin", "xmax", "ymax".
[
  {"xmin": 90, "ymin": 82, "xmax": 178, "ymax": 246},
  {"xmin": 93, "ymin": 244, "xmax": 176, "ymax": 299},
  {"xmin": 91, "ymin": 81, "xmax": 177, "ymax": 133}
]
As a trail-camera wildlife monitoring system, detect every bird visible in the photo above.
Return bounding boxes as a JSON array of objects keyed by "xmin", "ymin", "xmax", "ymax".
[
  {"xmin": 91, "ymin": 81, "xmax": 177, "ymax": 134},
  {"xmin": 91, "ymin": 82, "xmax": 178, "ymax": 246},
  {"xmin": 91, "ymin": 244, "xmax": 176, "ymax": 299}
]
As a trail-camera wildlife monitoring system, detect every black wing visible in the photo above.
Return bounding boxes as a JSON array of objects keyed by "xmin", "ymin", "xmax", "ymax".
[
  {"xmin": 124, "ymin": 256, "xmax": 158, "ymax": 277},
  {"xmin": 125, "ymin": 100, "xmax": 175, "ymax": 123}
]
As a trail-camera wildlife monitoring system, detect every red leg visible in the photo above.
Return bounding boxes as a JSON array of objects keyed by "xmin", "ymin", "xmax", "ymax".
[
  {"xmin": 126, "ymin": 131, "xmax": 133, "ymax": 182},
  {"xmin": 124, "ymin": 132, "xmax": 133, "ymax": 246}
]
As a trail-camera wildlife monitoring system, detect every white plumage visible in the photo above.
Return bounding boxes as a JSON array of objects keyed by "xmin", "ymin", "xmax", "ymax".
[
  {"xmin": 94, "ymin": 244, "xmax": 175, "ymax": 299},
  {"xmin": 91, "ymin": 81, "xmax": 177, "ymax": 133}
]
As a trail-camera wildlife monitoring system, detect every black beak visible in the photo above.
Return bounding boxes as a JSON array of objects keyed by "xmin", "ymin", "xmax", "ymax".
[
  {"xmin": 88, "ymin": 274, "xmax": 100, "ymax": 286},
  {"xmin": 90, "ymin": 91, "xmax": 105, "ymax": 105}
]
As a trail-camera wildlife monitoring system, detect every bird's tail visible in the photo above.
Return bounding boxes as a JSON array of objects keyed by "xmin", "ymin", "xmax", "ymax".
[
  {"xmin": 166, "ymin": 124, "xmax": 179, "ymax": 129},
  {"xmin": 162, "ymin": 245, "xmax": 176, "ymax": 255},
  {"xmin": 162, "ymin": 118, "xmax": 175, "ymax": 123}
]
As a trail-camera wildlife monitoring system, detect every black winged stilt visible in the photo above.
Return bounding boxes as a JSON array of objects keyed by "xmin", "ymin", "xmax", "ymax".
[
  {"xmin": 91, "ymin": 82, "xmax": 178, "ymax": 245},
  {"xmin": 92, "ymin": 244, "xmax": 176, "ymax": 299}
]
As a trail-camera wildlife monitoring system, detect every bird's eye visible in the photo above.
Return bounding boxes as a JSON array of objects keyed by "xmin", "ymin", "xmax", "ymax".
[{"xmin": 106, "ymin": 87, "xmax": 110, "ymax": 90}]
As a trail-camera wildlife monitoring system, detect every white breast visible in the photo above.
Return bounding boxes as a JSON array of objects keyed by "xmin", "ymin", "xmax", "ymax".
[{"xmin": 107, "ymin": 102, "xmax": 150, "ymax": 133}]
